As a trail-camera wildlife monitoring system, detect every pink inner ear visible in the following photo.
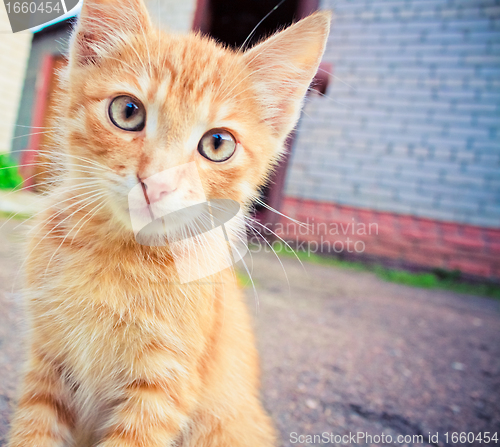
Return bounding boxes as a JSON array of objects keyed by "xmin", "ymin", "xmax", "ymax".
[{"xmin": 242, "ymin": 12, "xmax": 331, "ymax": 138}]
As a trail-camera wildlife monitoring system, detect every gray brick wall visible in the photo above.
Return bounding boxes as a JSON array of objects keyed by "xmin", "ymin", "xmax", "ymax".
[{"xmin": 286, "ymin": 0, "xmax": 500, "ymax": 227}]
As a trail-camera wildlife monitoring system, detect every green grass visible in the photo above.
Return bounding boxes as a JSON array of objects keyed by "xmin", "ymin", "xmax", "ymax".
[
  {"xmin": 374, "ymin": 267, "xmax": 439, "ymax": 288},
  {"xmin": 0, "ymin": 210, "xmax": 32, "ymax": 220},
  {"xmin": 0, "ymin": 154, "xmax": 23, "ymax": 190},
  {"xmin": 270, "ymin": 244, "xmax": 500, "ymax": 299}
]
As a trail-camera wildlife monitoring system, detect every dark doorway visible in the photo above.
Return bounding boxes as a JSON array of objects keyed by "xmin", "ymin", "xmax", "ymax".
[{"xmin": 204, "ymin": 0, "xmax": 300, "ymax": 49}]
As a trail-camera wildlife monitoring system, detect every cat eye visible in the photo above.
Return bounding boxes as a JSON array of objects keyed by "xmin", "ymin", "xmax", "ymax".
[
  {"xmin": 198, "ymin": 129, "xmax": 237, "ymax": 162},
  {"xmin": 108, "ymin": 95, "xmax": 146, "ymax": 131}
]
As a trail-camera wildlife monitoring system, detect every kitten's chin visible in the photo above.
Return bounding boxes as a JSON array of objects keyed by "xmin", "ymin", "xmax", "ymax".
[
  {"xmin": 134, "ymin": 224, "xmax": 169, "ymax": 247},
  {"xmin": 132, "ymin": 216, "xmax": 202, "ymax": 247},
  {"xmin": 109, "ymin": 203, "xmax": 202, "ymax": 248}
]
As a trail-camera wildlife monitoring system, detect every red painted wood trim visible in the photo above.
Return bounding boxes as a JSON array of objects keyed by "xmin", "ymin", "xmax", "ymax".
[
  {"xmin": 20, "ymin": 54, "xmax": 55, "ymax": 187},
  {"xmin": 192, "ymin": 0, "xmax": 210, "ymax": 32},
  {"xmin": 312, "ymin": 61, "xmax": 333, "ymax": 95},
  {"xmin": 263, "ymin": 131, "xmax": 296, "ymax": 225},
  {"xmin": 296, "ymin": 0, "xmax": 320, "ymax": 19}
]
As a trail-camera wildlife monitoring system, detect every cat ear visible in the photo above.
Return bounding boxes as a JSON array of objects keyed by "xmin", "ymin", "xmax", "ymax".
[
  {"xmin": 243, "ymin": 11, "xmax": 331, "ymax": 138},
  {"xmin": 70, "ymin": 0, "xmax": 152, "ymax": 66}
]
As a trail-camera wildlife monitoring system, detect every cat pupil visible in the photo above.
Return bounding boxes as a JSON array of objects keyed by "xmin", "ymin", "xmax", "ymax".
[
  {"xmin": 213, "ymin": 134, "xmax": 222, "ymax": 150},
  {"xmin": 125, "ymin": 102, "xmax": 137, "ymax": 119}
]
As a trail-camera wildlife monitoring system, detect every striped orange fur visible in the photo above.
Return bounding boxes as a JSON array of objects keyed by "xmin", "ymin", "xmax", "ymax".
[{"xmin": 8, "ymin": 0, "xmax": 330, "ymax": 445}]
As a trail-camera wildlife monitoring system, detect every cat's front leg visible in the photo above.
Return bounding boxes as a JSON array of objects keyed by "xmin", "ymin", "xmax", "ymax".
[
  {"xmin": 96, "ymin": 378, "xmax": 191, "ymax": 447},
  {"xmin": 8, "ymin": 352, "xmax": 74, "ymax": 447}
]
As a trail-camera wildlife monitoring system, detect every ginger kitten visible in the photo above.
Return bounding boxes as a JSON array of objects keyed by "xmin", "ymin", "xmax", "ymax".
[{"xmin": 8, "ymin": 0, "xmax": 330, "ymax": 445}]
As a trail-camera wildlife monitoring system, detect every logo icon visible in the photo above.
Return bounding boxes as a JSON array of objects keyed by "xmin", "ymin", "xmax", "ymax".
[{"xmin": 4, "ymin": 0, "xmax": 80, "ymax": 33}]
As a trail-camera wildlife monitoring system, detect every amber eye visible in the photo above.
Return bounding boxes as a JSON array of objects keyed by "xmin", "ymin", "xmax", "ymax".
[
  {"xmin": 108, "ymin": 95, "xmax": 146, "ymax": 131},
  {"xmin": 198, "ymin": 129, "xmax": 237, "ymax": 162}
]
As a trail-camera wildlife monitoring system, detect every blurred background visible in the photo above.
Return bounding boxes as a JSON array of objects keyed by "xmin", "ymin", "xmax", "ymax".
[{"xmin": 0, "ymin": 0, "xmax": 499, "ymax": 446}]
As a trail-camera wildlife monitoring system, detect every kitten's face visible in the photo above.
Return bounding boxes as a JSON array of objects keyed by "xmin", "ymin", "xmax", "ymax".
[
  {"xmin": 63, "ymin": 0, "xmax": 330, "ymax": 241},
  {"xmin": 67, "ymin": 32, "xmax": 267, "ymax": 236}
]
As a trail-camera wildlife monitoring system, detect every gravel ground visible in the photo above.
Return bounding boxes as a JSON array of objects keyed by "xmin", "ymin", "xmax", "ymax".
[{"xmin": 0, "ymin": 217, "xmax": 499, "ymax": 447}]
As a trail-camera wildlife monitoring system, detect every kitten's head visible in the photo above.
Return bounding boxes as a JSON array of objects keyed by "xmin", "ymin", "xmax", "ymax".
[{"xmin": 61, "ymin": 0, "xmax": 330, "ymax": 244}]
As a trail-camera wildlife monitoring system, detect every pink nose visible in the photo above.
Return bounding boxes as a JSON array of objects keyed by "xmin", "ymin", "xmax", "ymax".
[{"xmin": 139, "ymin": 177, "xmax": 177, "ymax": 204}]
